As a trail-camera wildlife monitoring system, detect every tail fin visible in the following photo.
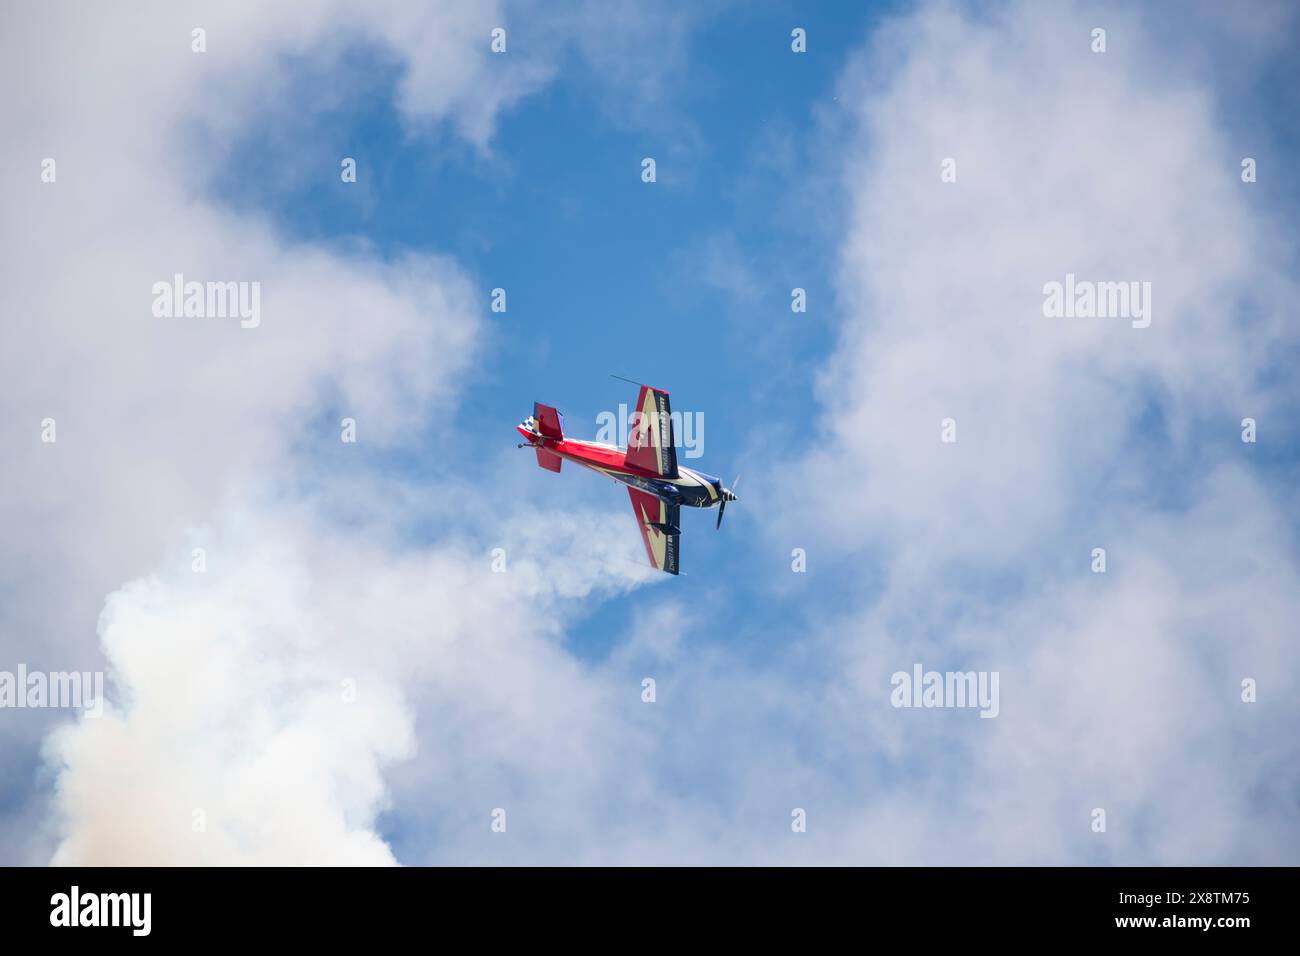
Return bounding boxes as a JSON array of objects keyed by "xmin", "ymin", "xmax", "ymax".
[
  {"xmin": 533, "ymin": 403, "xmax": 564, "ymax": 440},
  {"xmin": 535, "ymin": 447, "xmax": 562, "ymax": 472}
]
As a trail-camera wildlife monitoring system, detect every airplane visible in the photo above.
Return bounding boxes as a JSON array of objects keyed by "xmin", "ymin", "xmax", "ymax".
[{"xmin": 516, "ymin": 382, "xmax": 738, "ymax": 575}]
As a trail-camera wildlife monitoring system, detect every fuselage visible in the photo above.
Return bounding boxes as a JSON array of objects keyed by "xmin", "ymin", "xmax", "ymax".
[{"xmin": 517, "ymin": 424, "xmax": 724, "ymax": 509}]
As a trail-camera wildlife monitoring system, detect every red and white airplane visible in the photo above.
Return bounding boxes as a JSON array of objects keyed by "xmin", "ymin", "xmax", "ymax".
[{"xmin": 516, "ymin": 382, "xmax": 737, "ymax": 575}]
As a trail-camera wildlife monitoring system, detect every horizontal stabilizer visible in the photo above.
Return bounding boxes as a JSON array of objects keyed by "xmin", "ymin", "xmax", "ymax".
[{"xmin": 535, "ymin": 447, "xmax": 562, "ymax": 472}]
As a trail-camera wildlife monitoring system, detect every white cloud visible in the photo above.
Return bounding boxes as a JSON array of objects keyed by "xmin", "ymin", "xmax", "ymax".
[
  {"xmin": 774, "ymin": 0, "xmax": 1300, "ymax": 863},
  {"xmin": 798, "ymin": 1, "xmax": 1293, "ymax": 561},
  {"xmin": 7, "ymin": 0, "xmax": 1299, "ymax": 867},
  {"xmin": 44, "ymin": 493, "xmax": 657, "ymax": 865},
  {"xmin": 0, "ymin": 0, "xmax": 678, "ymax": 862}
]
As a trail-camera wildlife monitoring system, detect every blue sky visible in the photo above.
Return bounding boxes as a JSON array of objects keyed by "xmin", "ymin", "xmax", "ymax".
[
  {"xmin": 4, "ymin": 0, "xmax": 1300, "ymax": 865},
  {"xmin": 204, "ymin": 5, "xmax": 897, "ymax": 660}
]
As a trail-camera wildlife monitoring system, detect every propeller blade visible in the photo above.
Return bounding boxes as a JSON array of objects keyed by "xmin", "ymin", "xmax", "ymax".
[{"xmin": 716, "ymin": 498, "xmax": 726, "ymax": 530}]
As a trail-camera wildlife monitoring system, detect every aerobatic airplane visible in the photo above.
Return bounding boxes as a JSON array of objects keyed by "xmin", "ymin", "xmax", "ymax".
[{"xmin": 516, "ymin": 382, "xmax": 738, "ymax": 575}]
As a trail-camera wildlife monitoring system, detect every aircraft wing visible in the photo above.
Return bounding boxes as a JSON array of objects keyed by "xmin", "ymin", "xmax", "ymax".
[
  {"xmin": 623, "ymin": 385, "xmax": 678, "ymax": 479},
  {"xmin": 627, "ymin": 487, "xmax": 680, "ymax": 575}
]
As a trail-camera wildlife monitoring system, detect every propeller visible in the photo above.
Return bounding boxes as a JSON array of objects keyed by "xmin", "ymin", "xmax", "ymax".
[{"xmin": 716, "ymin": 475, "xmax": 740, "ymax": 530}]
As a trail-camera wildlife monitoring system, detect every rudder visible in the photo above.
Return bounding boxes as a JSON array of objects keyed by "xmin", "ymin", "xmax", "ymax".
[{"xmin": 533, "ymin": 403, "xmax": 564, "ymax": 440}]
